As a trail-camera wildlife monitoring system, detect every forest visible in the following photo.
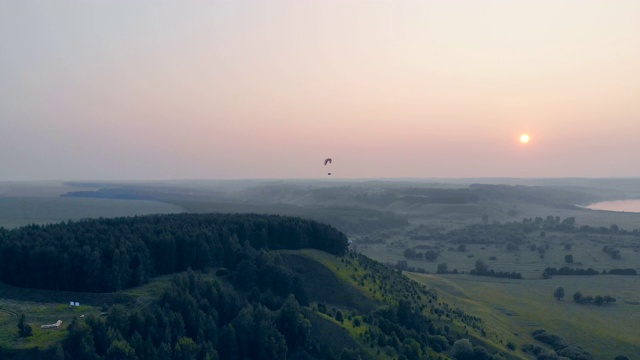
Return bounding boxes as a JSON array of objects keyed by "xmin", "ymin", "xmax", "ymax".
[
  {"xmin": 0, "ymin": 213, "xmax": 515, "ymax": 360},
  {"xmin": 0, "ymin": 213, "xmax": 348, "ymax": 293}
]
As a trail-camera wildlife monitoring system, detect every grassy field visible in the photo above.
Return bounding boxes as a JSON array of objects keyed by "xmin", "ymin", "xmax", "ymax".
[
  {"xmin": 407, "ymin": 273, "xmax": 640, "ymax": 359},
  {"xmin": 0, "ymin": 300, "xmax": 99, "ymax": 350},
  {"xmin": 358, "ymin": 229, "xmax": 640, "ymax": 278},
  {"xmin": 0, "ymin": 274, "xmax": 175, "ymax": 352},
  {"xmin": 355, "ymin": 205, "xmax": 640, "ymax": 359}
]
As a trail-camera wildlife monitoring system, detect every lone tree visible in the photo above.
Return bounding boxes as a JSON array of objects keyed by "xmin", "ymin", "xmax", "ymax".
[
  {"xmin": 451, "ymin": 338, "xmax": 474, "ymax": 360},
  {"xmin": 437, "ymin": 263, "xmax": 448, "ymax": 274},
  {"xmin": 18, "ymin": 313, "xmax": 32, "ymax": 337},
  {"xmin": 335, "ymin": 310, "xmax": 344, "ymax": 324},
  {"xmin": 564, "ymin": 254, "xmax": 573, "ymax": 264},
  {"xmin": 474, "ymin": 259, "xmax": 489, "ymax": 274},
  {"xmin": 554, "ymin": 286, "xmax": 565, "ymax": 300}
]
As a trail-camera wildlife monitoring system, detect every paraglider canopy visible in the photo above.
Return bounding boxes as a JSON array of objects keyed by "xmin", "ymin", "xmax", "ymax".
[{"xmin": 324, "ymin": 158, "xmax": 332, "ymax": 176}]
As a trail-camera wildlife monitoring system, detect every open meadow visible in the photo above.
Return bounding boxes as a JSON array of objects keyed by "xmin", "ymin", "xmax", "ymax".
[
  {"xmin": 0, "ymin": 274, "xmax": 175, "ymax": 353},
  {"xmin": 407, "ymin": 273, "xmax": 640, "ymax": 359},
  {"xmin": 357, "ymin": 228, "xmax": 640, "ymax": 278}
]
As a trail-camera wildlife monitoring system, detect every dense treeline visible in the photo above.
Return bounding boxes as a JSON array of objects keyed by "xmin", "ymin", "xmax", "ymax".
[
  {"xmin": 54, "ymin": 244, "xmax": 505, "ymax": 359},
  {"xmin": 526, "ymin": 329, "xmax": 594, "ymax": 360},
  {"xmin": 572, "ymin": 291, "xmax": 616, "ymax": 306},
  {"xmin": 61, "ymin": 270, "xmax": 315, "ymax": 360},
  {"xmin": 0, "ymin": 213, "xmax": 348, "ymax": 293},
  {"xmin": 469, "ymin": 269, "xmax": 522, "ymax": 280},
  {"xmin": 470, "ymin": 259, "xmax": 523, "ymax": 279},
  {"xmin": 543, "ymin": 267, "xmax": 637, "ymax": 279},
  {"xmin": 542, "ymin": 267, "xmax": 599, "ymax": 279},
  {"xmin": 402, "ymin": 248, "xmax": 440, "ymax": 262},
  {"xmin": 531, "ymin": 215, "xmax": 640, "ymax": 236},
  {"xmin": 60, "ymin": 261, "xmax": 499, "ymax": 360}
]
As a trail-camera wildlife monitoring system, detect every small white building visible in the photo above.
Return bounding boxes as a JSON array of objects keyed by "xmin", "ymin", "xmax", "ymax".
[{"xmin": 41, "ymin": 320, "xmax": 63, "ymax": 329}]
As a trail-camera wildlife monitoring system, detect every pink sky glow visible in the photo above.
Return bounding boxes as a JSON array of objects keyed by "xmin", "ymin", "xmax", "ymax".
[{"xmin": 1, "ymin": 1, "xmax": 639, "ymax": 181}]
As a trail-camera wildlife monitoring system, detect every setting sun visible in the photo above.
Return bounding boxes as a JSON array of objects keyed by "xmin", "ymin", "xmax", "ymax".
[{"xmin": 520, "ymin": 134, "xmax": 530, "ymax": 144}]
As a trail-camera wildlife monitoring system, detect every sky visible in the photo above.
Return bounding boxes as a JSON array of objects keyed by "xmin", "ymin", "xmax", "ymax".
[{"xmin": 2, "ymin": 1, "xmax": 639, "ymax": 181}]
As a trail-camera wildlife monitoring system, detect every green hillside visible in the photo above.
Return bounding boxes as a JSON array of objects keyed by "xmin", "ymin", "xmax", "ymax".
[
  {"xmin": 3, "ymin": 181, "xmax": 640, "ymax": 360},
  {"xmin": 0, "ymin": 212, "xmax": 523, "ymax": 359},
  {"xmin": 406, "ymin": 273, "xmax": 640, "ymax": 359},
  {"xmin": 1, "ymin": 250, "xmax": 524, "ymax": 360}
]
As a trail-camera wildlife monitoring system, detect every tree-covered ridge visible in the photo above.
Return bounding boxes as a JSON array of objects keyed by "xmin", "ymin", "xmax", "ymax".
[
  {"xmin": 1, "ymin": 221, "xmax": 517, "ymax": 359},
  {"xmin": 62, "ymin": 270, "xmax": 313, "ymax": 360},
  {"xmin": 59, "ymin": 250, "xmax": 510, "ymax": 360},
  {"xmin": 0, "ymin": 213, "xmax": 348, "ymax": 293}
]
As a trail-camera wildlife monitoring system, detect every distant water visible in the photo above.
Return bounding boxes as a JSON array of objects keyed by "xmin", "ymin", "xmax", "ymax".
[{"xmin": 585, "ymin": 199, "xmax": 640, "ymax": 213}]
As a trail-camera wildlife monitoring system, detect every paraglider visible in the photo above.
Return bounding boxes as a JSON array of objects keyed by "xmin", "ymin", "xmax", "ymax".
[{"xmin": 324, "ymin": 158, "xmax": 332, "ymax": 175}]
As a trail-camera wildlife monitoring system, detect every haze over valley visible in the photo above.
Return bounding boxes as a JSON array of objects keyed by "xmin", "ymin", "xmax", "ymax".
[
  {"xmin": 2, "ymin": 178, "xmax": 640, "ymax": 359},
  {"xmin": 2, "ymin": 1, "xmax": 640, "ymax": 359}
]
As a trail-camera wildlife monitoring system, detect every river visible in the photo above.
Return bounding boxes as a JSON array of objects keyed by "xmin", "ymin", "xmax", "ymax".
[{"xmin": 584, "ymin": 199, "xmax": 640, "ymax": 213}]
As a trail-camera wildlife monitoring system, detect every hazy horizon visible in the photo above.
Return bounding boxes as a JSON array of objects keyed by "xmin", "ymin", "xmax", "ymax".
[{"xmin": 3, "ymin": 1, "xmax": 639, "ymax": 181}]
